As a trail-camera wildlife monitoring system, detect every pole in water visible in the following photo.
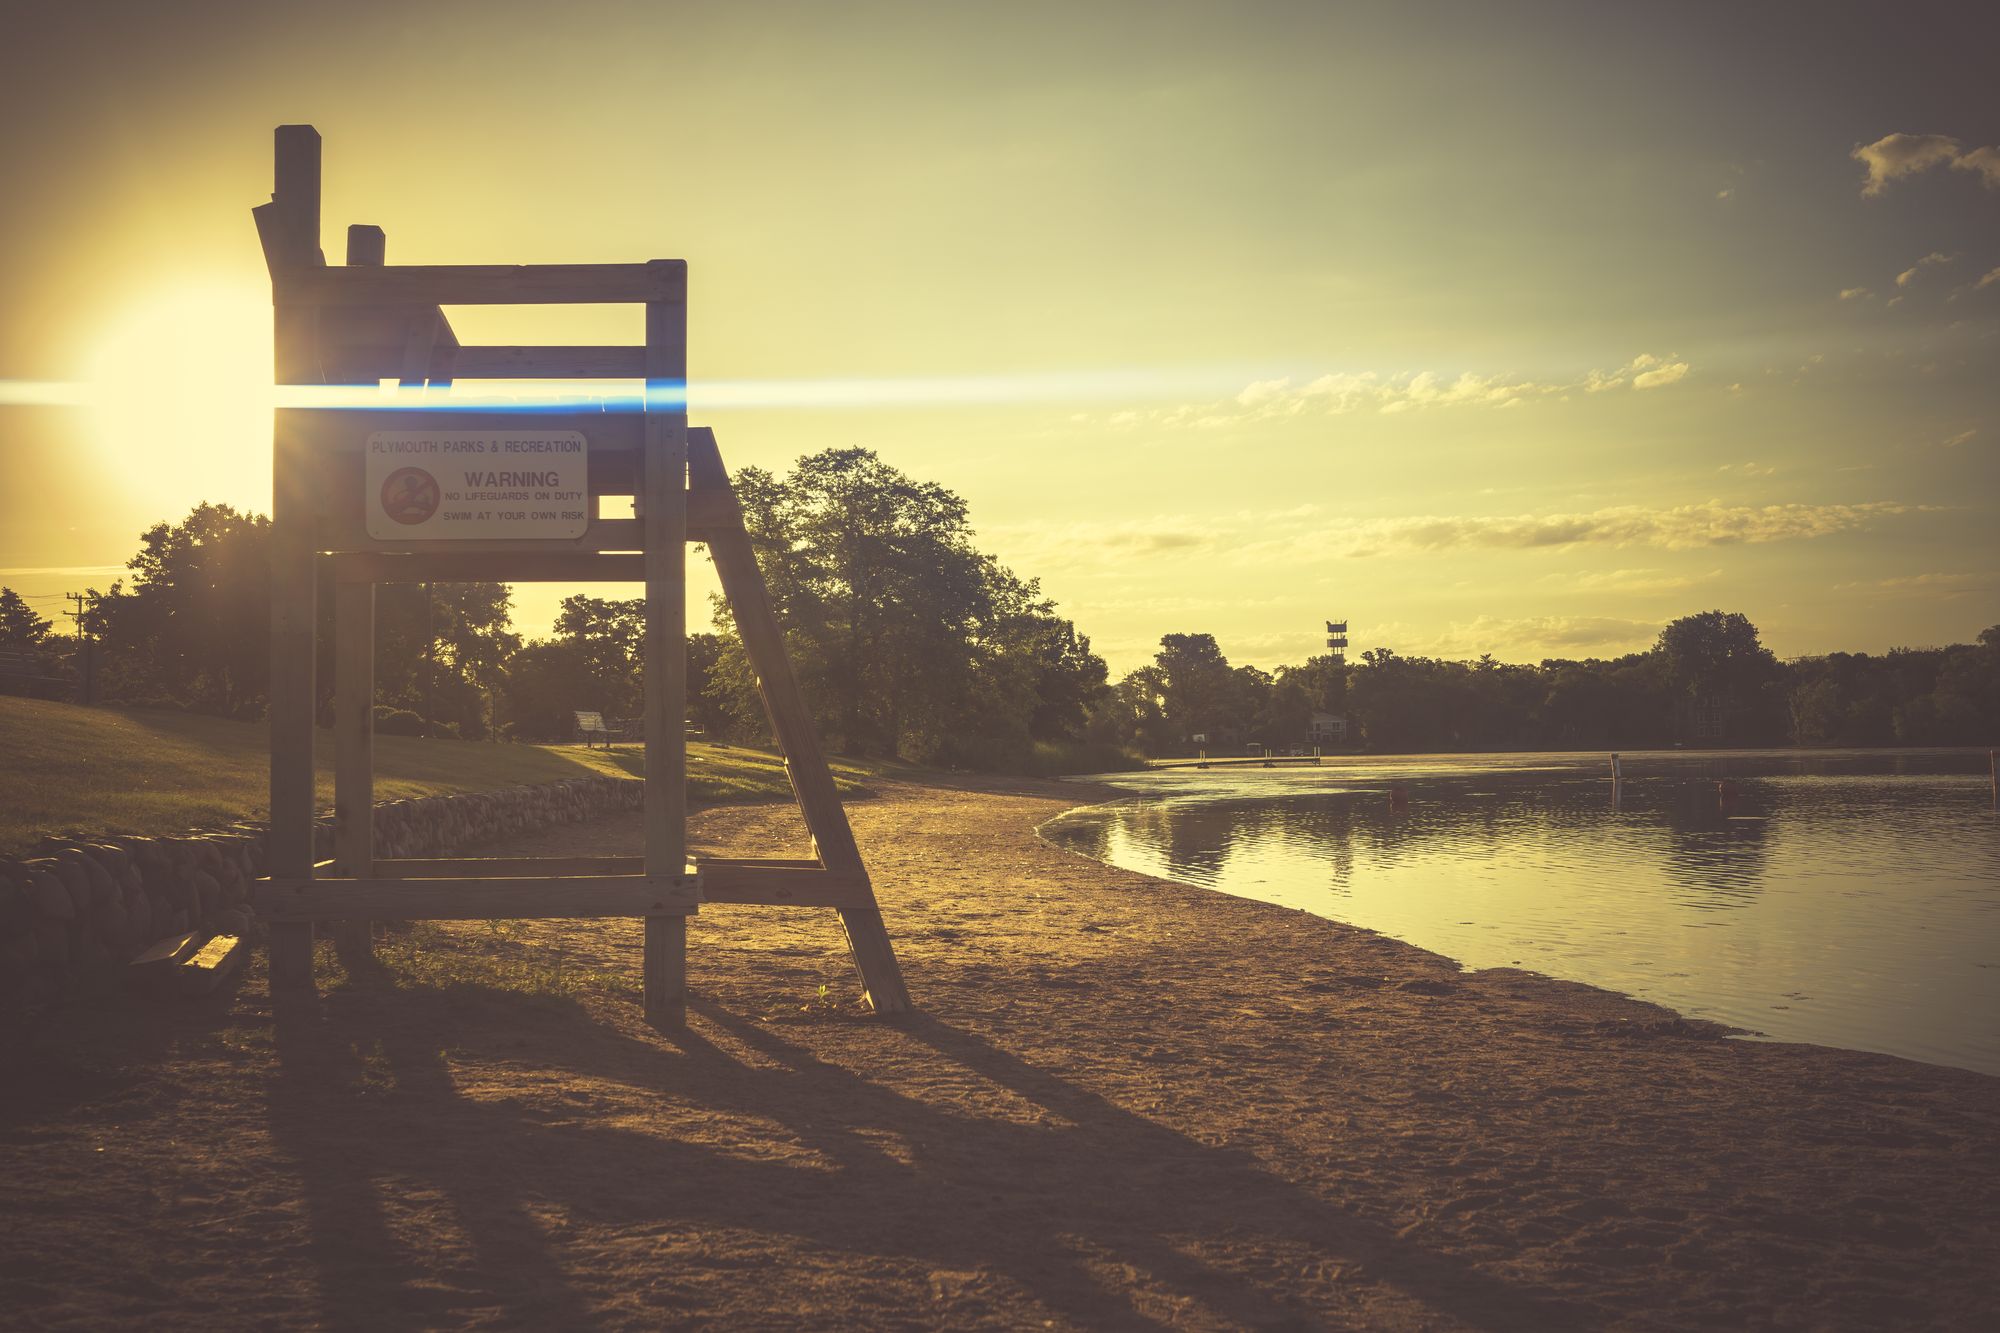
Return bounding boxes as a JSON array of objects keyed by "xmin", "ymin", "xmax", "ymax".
[
  {"xmin": 1610, "ymin": 752, "xmax": 1623, "ymax": 784},
  {"xmin": 1990, "ymin": 749, "xmax": 1997, "ymax": 802}
]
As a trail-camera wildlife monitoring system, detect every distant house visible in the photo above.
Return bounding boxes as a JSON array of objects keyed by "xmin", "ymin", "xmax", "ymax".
[{"xmin": 1307, "ymin": 712, "xmax": 1347, "ymax": 747}]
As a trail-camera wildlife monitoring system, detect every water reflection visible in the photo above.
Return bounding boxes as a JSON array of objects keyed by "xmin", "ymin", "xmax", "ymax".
[{"xmin": 1042, "ymin": 749, "xmax": 2000, "ymax": 1075}]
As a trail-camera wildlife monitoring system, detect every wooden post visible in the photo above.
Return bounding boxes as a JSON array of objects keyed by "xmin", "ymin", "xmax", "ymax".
[
  {"xmin": 690, "ymin": 429, "xmax": 911, "ymax": 1014},
  {"xmin": 345, "ymin": 223, "xmax": 384, "ymax": 266},
  {"xmin": 641, "ymin": 262, "xmax": 689, "ymax": 1029},
  {"xmin": 264, "ymin": 125, "xmax": 326, "ymax": 994},
  {"xmin": 644, "ymin": 913, "xmax": 687, "ymax": 1025},
  {"xmin": 331, "ymin": 580, "xmax": 374, "ymax": 962},
  {"xmin": 326, "ymin": 222, "xmax": 388, "ymax": 966}
]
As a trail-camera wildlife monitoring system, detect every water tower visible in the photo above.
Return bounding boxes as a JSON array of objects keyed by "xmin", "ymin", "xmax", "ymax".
[{"xmin": 1325, "ymin": 618, "xmax": 1348, "ymax": 664}]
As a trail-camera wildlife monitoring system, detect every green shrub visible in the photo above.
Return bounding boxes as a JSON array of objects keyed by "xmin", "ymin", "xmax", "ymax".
[{"xmin": 1022, "ymin": 739, "xmax": 1144, "ymax": 776}]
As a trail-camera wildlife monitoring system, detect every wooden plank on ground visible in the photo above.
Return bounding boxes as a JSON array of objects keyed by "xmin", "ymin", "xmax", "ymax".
[
  {"xmin": 130, "ymin": 930, "xmax": 203, "ymax": 970},
  {"xmin": 177, "ymin": 935, "xmax": 247, "ymax": 994}
]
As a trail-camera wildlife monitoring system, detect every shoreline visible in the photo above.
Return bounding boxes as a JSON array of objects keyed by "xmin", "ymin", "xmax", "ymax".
[{"xmin": 2, "ymin": 771, "xmax": 1994, "ymax": 1328}]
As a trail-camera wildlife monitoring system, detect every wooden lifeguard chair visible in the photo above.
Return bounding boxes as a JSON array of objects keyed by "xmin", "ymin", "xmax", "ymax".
[{"xmin": 251, "ymin": 125, "xmax": 908, "ymax": 1026}]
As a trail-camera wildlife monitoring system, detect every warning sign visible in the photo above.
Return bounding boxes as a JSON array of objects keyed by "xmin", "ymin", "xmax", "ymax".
[{"xmin": 365, "ymin": 432, "xmax": 589, "ymax": 540}]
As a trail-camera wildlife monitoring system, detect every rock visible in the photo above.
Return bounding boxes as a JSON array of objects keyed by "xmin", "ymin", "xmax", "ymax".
[
  {"xmin": 44, "ymin": 855, "xmax": 94, "ymax": 915},
  {"xmin": 33, "ymin": 915, "xmax": 68, "ymax": 965},
  {"xmin": 26, "ymin": 866, "xmax": 75, "ymax": 921},
  {"xmin": 94, "ymin": 897, "xmax": 130, "ymax": 949},
  {"xmin": 0, "ymin": 875, "xmax": 34, "ymax": 935},
  {"xmin": 191, "ymin": 870, "xmax": 222, "ymax": 918}
]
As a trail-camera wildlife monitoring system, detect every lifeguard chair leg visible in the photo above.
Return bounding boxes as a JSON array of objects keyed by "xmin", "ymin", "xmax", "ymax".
[{"xmin": 640, "ymin": 278, "xmax": 691, "ymax": 1028}]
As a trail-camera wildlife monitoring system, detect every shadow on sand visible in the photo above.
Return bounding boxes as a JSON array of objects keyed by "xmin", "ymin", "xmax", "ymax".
[{"xmin": 269, "ymin": 973, "xmax": 1591, "ymax": 1330}]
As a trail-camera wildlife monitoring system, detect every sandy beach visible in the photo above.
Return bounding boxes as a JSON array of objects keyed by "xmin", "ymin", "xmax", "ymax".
[{"xmin": 3, "ymin": 772, "xmax": 1996, "ymax": 1329}]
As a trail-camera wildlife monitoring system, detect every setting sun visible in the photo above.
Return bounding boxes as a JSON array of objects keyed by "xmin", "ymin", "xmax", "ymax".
[{"xmin": 86, "ymin": 283, "xmax": 271, "ymax": 515}]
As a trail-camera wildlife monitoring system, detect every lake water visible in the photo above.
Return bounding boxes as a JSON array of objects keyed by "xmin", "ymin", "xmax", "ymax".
[{"xmin": 1040, "ymin": 749, "xmax": 2000, "ymax": 1076}]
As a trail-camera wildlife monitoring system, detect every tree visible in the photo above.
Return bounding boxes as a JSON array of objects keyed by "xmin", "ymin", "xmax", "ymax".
[
  {"xmin": 0, "ymin": 588, "xmax": 51, "ymax": 646},
  {"xmin": 83, "ymin": 503, "xmax": 519, "ymax": 729},
  {"xmin": 1655, "ymin": 610, "xmax": 1783, "ymax": 744},
  {"xmin": 1656, "ymin": 610, "xmax": 1778, "ymax": 698},
  {"xmin": 88, "ymin": 503, "xmax": 274, "ymax": 715},
  {"xmin": 1281, "ymin": 654, "xmax": 1347, "ymax": 716},
  {"xmin": 708, "ymin": 447, "xmax": 1106, "ymax": 765},
  {"xmin": 374, "ymin": 582, "xmax": 520, "ymax": 738},
  {"xmin": 1154, "ymin": 633, "xmax": 1233, "ymax": 746},
  {"xmin": 495, "ymin": 640, "xmax": 602, "ymax": 741},
  {"xmin": 686, "ymin": 631, "xmax": 733, "ymax": 737}
]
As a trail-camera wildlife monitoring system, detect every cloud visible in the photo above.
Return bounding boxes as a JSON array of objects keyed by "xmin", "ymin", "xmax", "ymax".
[
  {"xmin": 1410, "ymin": 615, "xmax": 1661, "ymax": 660},
  {"xmin": 1895, "ymin": 252, "xmax": 1957, "ymax": 287},
  {"xmin": 1343, "ymin": 500, "xmax": 1923, "ymax": 555},
  {"xmin": 1632, "ymin": 360, "xmax": 1690, "ymax": 389},
  {"xmin": 994, "ymin": 499, "xmax": 1925, "ymax": 579},
  {"xmin": 1941, "ymin": 428, "xmax": 1976, "ymax": 448},
  {"xmin": 1956, "ymin": 145, "xmax": 2000, "ymax": 188},
  {"xmin": 1832, "ymin": 571, "xmax": 1997, "ymax": 600},
  {"xmin": 986, "ymin": 515, "xmax": 1230, "ymax": 568},
  {"xmin": 1153, "ymin": 353, "xmax": 1695, "ymax": 430},
  {"xmin": 1976, "ymin": 266, "xmax": 2000, "ymax": 292},
  {"xmin": 1558, "ymin": 567, "xmax": 1715, "ymax": 595},
  {"xmin": 1853, "ymin": 133, "xmax": 2000, "ymax": 196},
  {"xmin": 1838, "ymin": 287, "xmax": 1872, "ymax": 301}
]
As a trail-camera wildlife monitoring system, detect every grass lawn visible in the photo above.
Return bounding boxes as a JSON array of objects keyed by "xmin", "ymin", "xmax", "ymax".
[{"xmin": 0, "ymin": 697, "xmax": 889, "ymax": 854}]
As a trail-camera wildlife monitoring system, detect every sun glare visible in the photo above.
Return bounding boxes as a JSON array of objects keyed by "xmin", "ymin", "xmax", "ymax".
[{"xmin": 86, "ymin": 283, "xmax": 273, "ymax": 514}]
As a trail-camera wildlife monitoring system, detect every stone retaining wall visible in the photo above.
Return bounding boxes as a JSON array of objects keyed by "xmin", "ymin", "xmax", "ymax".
[{"xmin": 0, "ymin": 775, "xmax": 642, "ymax": 1010}]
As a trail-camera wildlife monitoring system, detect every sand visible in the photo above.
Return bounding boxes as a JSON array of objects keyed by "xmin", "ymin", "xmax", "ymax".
[{"xmin": 2, "ymin": 771, "xmax": 1996, "ymax": 1329}]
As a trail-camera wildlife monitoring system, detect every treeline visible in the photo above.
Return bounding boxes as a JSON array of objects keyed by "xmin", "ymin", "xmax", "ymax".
[
  {"xmin": 2, "ymin": 449, "xmax": 1119, "ymax": 772},
  {"xmin": 1089, "ymin": 612, "xmax": 2000, "ymax": 755},
  {"xmin": 6, "ymin": 461, "xmax": 1996, "ymax": 765},
  {"xmin": 0, "ymin": 504, "xmax": 521, "ymax": 738}
]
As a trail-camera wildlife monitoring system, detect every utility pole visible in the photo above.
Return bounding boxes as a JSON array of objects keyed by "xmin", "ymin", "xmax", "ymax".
[
  {"xmin": 424, "ymin": 581, "xmax": 435, "ymax": 737},
  {"xmin": 64, "ymin": 591, "xmax": 97, "ymax": 705}
]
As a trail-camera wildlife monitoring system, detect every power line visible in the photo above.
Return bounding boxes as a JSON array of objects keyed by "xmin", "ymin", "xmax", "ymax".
[{"xmin": 64, "ymin": 592, "xmax": 99, "ymax": 705}]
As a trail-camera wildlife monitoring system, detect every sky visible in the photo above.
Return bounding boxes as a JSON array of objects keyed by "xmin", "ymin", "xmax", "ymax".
[{"xmin": 0, "ymin": 0, "xmax": 1995, "ymax": 674}]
